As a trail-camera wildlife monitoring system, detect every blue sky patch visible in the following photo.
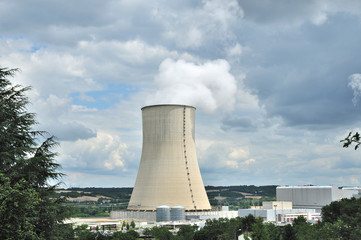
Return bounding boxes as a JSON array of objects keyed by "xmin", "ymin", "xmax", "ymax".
[{"xmin": 71, "ymin": 83, "xmax": 138, "ymax": 110}]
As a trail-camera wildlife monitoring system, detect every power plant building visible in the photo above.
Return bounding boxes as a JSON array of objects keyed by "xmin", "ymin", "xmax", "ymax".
[
  {"xmin": 128, "ymin": 104, "xmax": 211, "ymax": 211},
  {"xmin": 277, "ymin": 186, "xmax": 339, "ymax": 210},
  {"xmin": 277, "ymin": 185, "xmax": 360, "ymax": 212}
]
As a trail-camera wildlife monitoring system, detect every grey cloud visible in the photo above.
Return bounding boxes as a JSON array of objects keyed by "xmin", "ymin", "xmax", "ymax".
[
  {"xmin": 221, "ymin": 116, "xmax": 257, "ymax": 131},
  {"xmin": 0, "ymin": 1, "xmax": 109, "ymax": 41},
  {"xmin": 238, "ymin": 0, "xmax": 321, "ymax": 25},
  {"xmin": 47, "ymin": 122, "xmax": 96, "ymax": 141},
  {"xmin": 0, "ymin": 0, "xmax": 165, "ymax": 47},
  {"xmin": 335, "ymin": 161, "xmax": 361, "ymax": 170},
  {"xmin": 0, "ymin": 0, "xmax": 110, "ymax": 26},
  {"xmin": 237, "ymin": 0, "xmax": 361, "ymax": 26},
  {"xmin": 240, "ymin": 14, "xmax": 361, "ymax": 128}
]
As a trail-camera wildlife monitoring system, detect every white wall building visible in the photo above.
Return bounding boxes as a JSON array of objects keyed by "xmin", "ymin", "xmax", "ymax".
[
  {"xmin": 281, "ymin": 212, "xmax": 321, "ymax": 224},
  {"xmin": 238, "ymin": 208, "xmax": 316, "ymax": 223},
  {"xmin": 277, "ymin": 186, "xmax": 360, "ymax": 212},
  {"xmin": 340, "ymin": 187, "xmax": 361, "ymax": 198},
  {"xmin": 277, "ymin": 186, "xmax": 339, "ymax": 212}
]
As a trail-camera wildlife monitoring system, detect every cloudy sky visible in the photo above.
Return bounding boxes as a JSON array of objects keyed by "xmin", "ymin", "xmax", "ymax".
[{"xmin": 1, "ymin": 0, "xmax": 361, "ymax": 188}]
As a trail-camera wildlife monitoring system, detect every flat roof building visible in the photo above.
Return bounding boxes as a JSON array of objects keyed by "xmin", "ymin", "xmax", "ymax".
[{"xmin": 277, "ymin": 185, "xmax": 360, "ymax": 212}]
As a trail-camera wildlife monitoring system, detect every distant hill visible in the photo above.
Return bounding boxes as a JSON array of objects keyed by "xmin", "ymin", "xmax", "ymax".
[
  {"xmin": 56, "ymin": 187, "xmax": 133, "ymax": 200},
  {"xmin": 205, "ymin": 185, "xmax": 277, "ymax": 208},
  {"xmin": 56, "ymin": 185, "xmax": 277, "ymax": 217}
]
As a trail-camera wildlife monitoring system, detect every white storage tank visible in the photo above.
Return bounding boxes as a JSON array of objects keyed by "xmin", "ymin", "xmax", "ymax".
[
  {"xmin": 156, "ymin": 205, "xmax": 171, "ymax": 222},
  {"xmin": 171, "ymin": 206, "xmax": 185, "ymax": 221}
]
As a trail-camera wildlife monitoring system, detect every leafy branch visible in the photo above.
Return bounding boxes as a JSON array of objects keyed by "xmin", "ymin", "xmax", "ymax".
[{"xmin": 341, "ymin": 131, "xmax": 361, "ymax": 150}]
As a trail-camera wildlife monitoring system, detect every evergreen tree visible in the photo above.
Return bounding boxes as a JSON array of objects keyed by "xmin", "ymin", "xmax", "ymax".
[
  {"xmin": 282, "ymin": 224, "xmax": 296, "ymax": 240},
  {"xmin": 143, "ymin": 228, "xmax": 153, "ymax": 240},
  {"xmin": 177, "ymin": 225, "xmax": 198, "ymax": 240},
  {"xmin": 250, "ymin": 220, "xmax": 269, "ymax": 240},
  {"xmin": 0, "ymin": 67, "xmax": 70, "ymax": 239},
  {"xmin": 152, "ymin": 226, "xmax": 173, "ymax": 240},
  {"xmin": 130, "ymin": 220, "xmax": 136, "ymax": 229}
]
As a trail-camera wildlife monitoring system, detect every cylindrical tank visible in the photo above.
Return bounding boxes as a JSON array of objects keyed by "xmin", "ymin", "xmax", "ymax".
[
  {"xmin": 156, "ymin": 205, "xmax": 171, "ymax": 222},
  {"xmin": 171, "ymin": 206, "xmax": 185, "ymax": 221},
  {"xmin": 128, "ymin": 105, "xmax": 211, "ymax": 211}
]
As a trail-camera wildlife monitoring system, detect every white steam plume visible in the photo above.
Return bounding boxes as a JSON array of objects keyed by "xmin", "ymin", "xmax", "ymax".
[{"xmin": 147, "ymin": 58, "xmax": 237, "ymax": 113}]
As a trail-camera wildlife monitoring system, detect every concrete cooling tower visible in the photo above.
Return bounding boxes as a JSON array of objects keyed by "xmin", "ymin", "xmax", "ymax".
[{"xmin": 128, "ymin": 104, "xmax": 211, "ymax": 211}]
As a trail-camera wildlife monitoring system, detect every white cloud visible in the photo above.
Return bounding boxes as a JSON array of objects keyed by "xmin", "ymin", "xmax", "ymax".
[
  {"xmin": 225, "ymin": 158, "xmax": 256, "ymax": 169},
  {"xmin": 226, "ymin": 43, "xmax": 244, "ymax": 58},
  {"xmin": 228, "ymin": 147, "xmax": 250, "ymax": 159},
  {"xmin": 226, "ymin": 147, "xmax": 255, "ymax": 169},
  {"xmin": 59, "ymin": 132, "xmax": 128, "ymax": 171},
  {"xmin": 71, "ymin": 105, "xmax": 98, "ymax": 113},
  {"xmin": 104, "ymin": 147, "xmax": 126, "ymax": 170},
  {"xmin": 348, "ymin": 73, "xmax": 361, "ymax": 105},
  {"xmin": 148, "ymin": 58, "xmax": 237, "ymax": 113},
  {"xmin": 203, "ymin": 0, "xmax": 244, "ymax": 24},
  {"xmin": 29, "ymin": 94, "xmax": 97, "ymax": 141},
  {"xmin": 244, "ymin": 158, "xmax": 256, "ymax": 165},
  {"xmin": 181, "ymin": 27, "xmax": 203, "ymax": 49},
  {"xmin": 311, "ymin": 11, "xmax": 328, "ymax": 25},
  {"xmin": 350, "ymin": 177, "xmax": 360, "ymax": 185},
  {"xmin": 157, "ymin": 0, "xmax": 242, "ymax": 50},
  {"xmin": 78, "ymin": 39, "xmax": 179, "ymax": 64}
]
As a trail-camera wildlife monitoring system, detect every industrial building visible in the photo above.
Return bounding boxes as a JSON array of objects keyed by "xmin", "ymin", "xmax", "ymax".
[
  {"xmin": 340, "ymin": 187, "xmax": 361, "ymax": 198},
  {"xmin": 281, "ymin": 212, "xmax": 321, "ymax": 224},
  {"xmin": 110, "ymin": 208, "xmax": 238, "ymax": 222},
  {"xmin": 238, "ymin": 201, "xmax": 318, "ymax": 223},
  {"xmin": 276, "ymin": 185, "xmax": 360, "ymax": 212},
  {"xmin": 128, "ymin": 104, "xmax": 211, "ymax": 211},
  {"xmin": 238, "ymin": 208, "xmax": 317, "ymax": 223},
  {"xmin": 262, "ymin": 201, "xmax": 292, "ymax": 210}
]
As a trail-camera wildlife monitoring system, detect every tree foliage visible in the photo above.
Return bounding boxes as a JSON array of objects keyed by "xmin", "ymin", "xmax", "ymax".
[
  {"xmin": 341, "ymin": 131, "xmax": 361, "ymax": 150},
  {"xmin": 130, "ymin": 220, "xmax": 136, "ymax": 229},
  {"xmin": 321, "ymin": 197, "xmax": 361, "ymax": 239},
  {"xmin": 177, "ymin": 225, "xmax": 198, "ymax": 240},
  {"xmin": 112, "ymin": 230, "xmax": 139, "ymax": 240},
  {"xmin": 0, "ymin": 174, "xmax": 40, "ymax": 239},
  {"xmin": 194, "ymin": 218, "xmax": 231, "ymax": 240},
  {"xmin": 0, "ymin": 67, "xmax": 70, "ymax": 239},
  {"xmin": 152, "ymin": 226, "xmax": 174, "ymax": 240}
]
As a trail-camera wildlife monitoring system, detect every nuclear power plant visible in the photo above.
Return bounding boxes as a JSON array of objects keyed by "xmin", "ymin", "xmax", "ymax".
[
  {"xmin": 109, "ymin": 107, "xmax": 361, "ymax": 225},
  {"xmin": 127, "ymin": 104, "xmax": 211, "ymax": 211}
]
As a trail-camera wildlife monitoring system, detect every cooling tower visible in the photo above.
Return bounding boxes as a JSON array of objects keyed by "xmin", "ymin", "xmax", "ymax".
[{"xmin": 128, "ymin": 104, "xmax": 211, "ymax": 211}]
